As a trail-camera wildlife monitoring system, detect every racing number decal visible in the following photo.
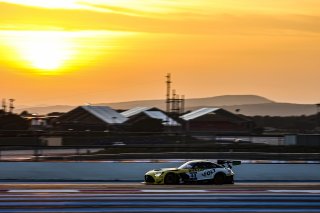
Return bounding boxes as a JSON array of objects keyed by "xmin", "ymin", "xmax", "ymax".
[
  {"xmin": 189, "ymin": 172, "xmax": 197, "ymax": 180},
  {"xmin": 188, "ymin": 169, "xmax": 215, "ymax": 181}
]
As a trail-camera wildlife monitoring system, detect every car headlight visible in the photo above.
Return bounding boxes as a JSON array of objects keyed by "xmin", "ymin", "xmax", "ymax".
[{"xmin": 154, "ymin": 172, "xmax": 163, "ymax": 177}]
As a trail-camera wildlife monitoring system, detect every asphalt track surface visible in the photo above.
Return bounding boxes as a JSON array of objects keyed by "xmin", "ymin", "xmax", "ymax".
[{"xmin": 0, "ymin": 182, "xmax": 319, "ymax": 212}]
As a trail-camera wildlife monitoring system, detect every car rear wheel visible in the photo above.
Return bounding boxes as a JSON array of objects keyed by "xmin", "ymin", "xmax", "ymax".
[
  {"xmin": 225, "ymin": 175, "xmax": 234, "ymax": 184},
  {"xmin": 213, "ymin": 173, "xmax": 226, "ymax": 185},
  {"xmin": 164, "ymin": 173, "xmax": 178, "ymax": 184}
]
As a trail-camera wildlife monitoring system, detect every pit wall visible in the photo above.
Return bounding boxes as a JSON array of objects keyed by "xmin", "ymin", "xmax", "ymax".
[{"xmin": 0, "ymin": 162, "xmax": 319, "ymax": 181}]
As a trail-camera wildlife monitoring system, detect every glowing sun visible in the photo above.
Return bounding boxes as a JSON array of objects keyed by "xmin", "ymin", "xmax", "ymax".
[
  {"xmin": 1, "ymin": 30, "xmax": 136, "ymax": 75},
  {"xmin": 18, "ymin": 31, "xmax": 74, "ymax": 73},
  {"xmin": 2, "ymin": 31, "xmax": 75, "ymax": 74}
]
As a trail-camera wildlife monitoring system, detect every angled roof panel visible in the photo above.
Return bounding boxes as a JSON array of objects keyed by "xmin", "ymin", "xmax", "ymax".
[
  {"xmin": 81, "ymin": 106, "xmax": 128, "ymax": 124},
  {"xmin": 121, "ymin": 107, "xmax": 152, "ymax": 118},
  {"xmin": 144, "ymin": 111, "xmax": 180, "ymax": 126},
  {"xmin": 180, "ymin": 108, "xmax": 220, "ymax": 121}
]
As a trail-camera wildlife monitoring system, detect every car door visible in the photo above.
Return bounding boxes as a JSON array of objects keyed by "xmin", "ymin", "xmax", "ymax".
[
  {"xmin": 195, "ymin": 162, "xmax": 217, "ymax": 181},
  {"xmin": 187, "ymin": 162, "xmax": 217, "ymax": 182}
]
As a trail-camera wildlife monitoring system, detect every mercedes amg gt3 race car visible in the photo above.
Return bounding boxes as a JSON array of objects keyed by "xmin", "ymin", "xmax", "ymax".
[{"xmin": 144, "ymin": 160, "xmax": 241, "ymax": 185}]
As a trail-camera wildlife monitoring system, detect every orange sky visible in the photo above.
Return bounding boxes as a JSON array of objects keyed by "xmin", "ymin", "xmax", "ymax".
[{"xmin": 0, "ymin": 0, "xmax": 320, "ymax": 106}]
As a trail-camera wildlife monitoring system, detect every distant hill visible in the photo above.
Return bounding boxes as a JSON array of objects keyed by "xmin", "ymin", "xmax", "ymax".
[
  {"xmin": 14, "ymin": 95, "xmax": 317, "ymax": 116},
  {"xmin": 101, "ymin": 95, "xmax": 273, "ymax": 110},
  {"xmin": 15, "ymin": 105, "xmax": 75, "ymax": 115}
]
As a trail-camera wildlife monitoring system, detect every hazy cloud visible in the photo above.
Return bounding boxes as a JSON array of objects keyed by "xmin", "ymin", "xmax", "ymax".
[{"xmin": 1, "ymin": 2, "xmax": 320, "ymax": 36}]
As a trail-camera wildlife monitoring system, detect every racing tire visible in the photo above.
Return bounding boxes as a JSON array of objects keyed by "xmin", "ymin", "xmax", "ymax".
[
  {"xmin": 213, "ymin": 173, "xmax": 226, "ymax": 185},
  {"xmin": 225, "ymin": 175, "xmax": 234, "ymax": 184},
  {"xmin": 164, "ymin": 173, "xmax": 178, "ymax": 184}
]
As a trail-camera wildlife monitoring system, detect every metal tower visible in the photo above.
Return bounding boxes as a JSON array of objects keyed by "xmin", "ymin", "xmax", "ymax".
[
  {"xmin": 165, "ymin": 73, "xmax": 171, "ymax": 113},
  {"xmin": 9, "ymin": 99, "xmax": 15, "ymax": 113},
  {"xmin": 165, "ymin": 73, "xmax": 185, "ymax": 115},
  {"xmin": 2, "ymin": 99, "xmax": 6, "ymax": 112}
]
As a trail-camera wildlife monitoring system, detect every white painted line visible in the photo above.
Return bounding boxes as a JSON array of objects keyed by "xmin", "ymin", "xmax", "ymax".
[
  {"xmin": 268, "ymin": 190, "xmax": 320, "ymax": 194},
  {"xmin": 8, "ymin": 190, "xmax": 80, "ymax": 193},
  {"xmin": 141, "ymin": 190, "xmax": 208, "ymax": 193}
]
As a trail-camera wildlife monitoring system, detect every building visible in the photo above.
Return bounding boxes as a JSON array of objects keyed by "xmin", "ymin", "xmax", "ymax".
[
  {"xmin": 121, "ymin": 107, "xmax": 158, "ymax": 118},
  {"xmin": 121, "ymin": 107, "xmax": 180, "ymax": 132},
  {"xmin": 22, "ymin": 115, "xmax": 48, "ymax": 130},
  {"xmin": 53, "ymin": 106, "xmax": 128, "ymax": 131},
  {"xmin": 180, "ymin": 108, "xmax": 254, "ymax": 133},
  {"xmin": 0, "ymin": 112, "xmax": 29, "ymax": 130},
  {"xmin": 20, "ymin": 111, "xmax": 65, "ymax": 131}
]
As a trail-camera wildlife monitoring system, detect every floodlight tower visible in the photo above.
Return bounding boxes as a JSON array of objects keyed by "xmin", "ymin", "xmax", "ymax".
[
  {"xmin": 2, "ymin": 99, "xmax": 6, "ymax": 112},
  {"xmin": 165, "ymin": 73, "xmax": 185, "ymax": 115},
  {"xmin": 165, "ymin": 73, "xmax": 171, "ymax": 113},
  {"xmin": 181, "ymin": 95, "xmax": 185, "ymax": 114},
  {"xmin": 9, "ymin": 99, "xmax": 15, "ymax": 114}
]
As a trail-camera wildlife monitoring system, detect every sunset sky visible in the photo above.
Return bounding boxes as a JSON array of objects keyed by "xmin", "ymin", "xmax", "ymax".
[{"xmin": 1, "ymin": 0, "xmax": 320, "ymax": 106}]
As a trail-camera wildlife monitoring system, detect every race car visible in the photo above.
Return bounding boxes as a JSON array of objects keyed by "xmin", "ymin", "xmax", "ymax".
[{"xmin": 144, "ymin": 160, "xmax": 240, "ymax": 185}]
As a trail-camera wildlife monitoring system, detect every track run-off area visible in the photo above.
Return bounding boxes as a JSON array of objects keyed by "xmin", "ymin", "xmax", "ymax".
[{"xmin": 0, "ymin": 182, "xmax": 319, "ymax": 212}]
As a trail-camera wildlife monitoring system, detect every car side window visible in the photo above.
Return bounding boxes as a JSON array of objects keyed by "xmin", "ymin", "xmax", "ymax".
[
  {"xmin": 193, "ymin": 162, "xmax": 209, "ymax": 170},
  {"xmin": 202, "ymin": 162, "xmax": 221, "ymax": 169},
  {"xmin": 202, "ymin": 162, "xmax": 212, "ymax": 169},
  {"xmin": 191, "ymin": 163, "xmax": 202, "ymax": 169}
]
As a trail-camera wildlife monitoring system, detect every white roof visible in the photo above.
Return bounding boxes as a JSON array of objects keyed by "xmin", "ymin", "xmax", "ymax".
[
  {"xmin": 121, "ymin": 107, "xmax": 152, "ymax": 118},
  {"xmin": 180, "ymin": 108, "xmax": 220, "ymax": 121},
  {"xmin": 81, "ymin": 106, "xmax": 128, "ymax": 124},
  {"xmin": 144, "ymin": 111, "xmax": 180, "ymax": 126}
]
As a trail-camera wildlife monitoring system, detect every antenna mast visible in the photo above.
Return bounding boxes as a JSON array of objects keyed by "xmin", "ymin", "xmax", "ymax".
[{"xmin": 165, "ymin": 73, "xmax": 171, "ymax": 113}]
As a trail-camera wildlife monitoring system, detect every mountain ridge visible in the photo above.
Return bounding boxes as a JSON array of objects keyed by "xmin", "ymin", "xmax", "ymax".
[{"xmin": 14, "ymin": 95, "xmax": 317, "ymax": 116}]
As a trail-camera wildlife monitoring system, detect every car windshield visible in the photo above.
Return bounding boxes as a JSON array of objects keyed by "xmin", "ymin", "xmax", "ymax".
[{"xmin": 178, "ymin": 162, "xmax": 195, "ymax": 169}]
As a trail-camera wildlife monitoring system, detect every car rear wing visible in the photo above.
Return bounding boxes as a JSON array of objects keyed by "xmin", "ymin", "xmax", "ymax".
[{"xmin": 217, "ymin": 160, "xmax": 241, "ymax": 166}]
